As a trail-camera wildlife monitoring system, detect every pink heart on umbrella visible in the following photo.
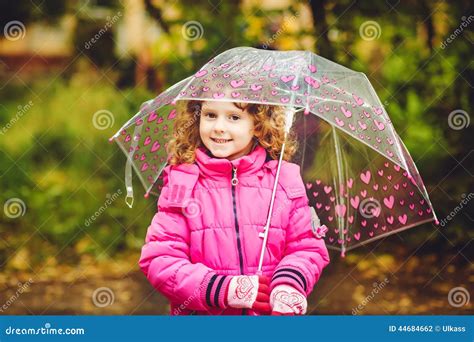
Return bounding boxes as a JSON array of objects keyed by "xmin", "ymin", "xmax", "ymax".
[
  {"xmin": 352, "ymin": 94, "xmax": 364, "ymax": 106},
  {"xmin": 350, "ymin": 196, "xmax": 360, "ymax": 209},
  {"xmin": 230, "ymin": 79, "xmax": 245, "ymax": 88},
  {"xmin": 372, "ymin": 206, "xmax": 381, "ymax": 217},
  {"xmin": 360, "ymin": 170, "xmax": 371, "ymax": 184},
  {"xmin": 280, "ymin": 75, "xmax": 295, "ymax": 83},
  {"xmin": 358, "ymin": 121, "xmax": 368, "ymax": 130},
  {"xmin": 383, "ymin": 195, "xmax": 395, "ymax": 209},
  {"xmin": 304, "ymin": 76, "xmax": 320, "ymax": 89},
  {"xmin": 147, "ymin": 111, "xmax": 158, "ymax": 122},
  {"xmin": 335, "ymin": 117, "xmax": 345, "ymax": 127},
  {"xmin": 250, "ymin": 84, "xmax": 263, "ymax": 91},
  {"xmin": 308, "ymin": 64, "xmax": 317, "ymax": 73},
  {"xmin": 335, "ymin": 204, "xmax": 346, "ymax": 217},
  {"xmin": 195, "ymin": 69, "xmax": 207, "ymax": 77},
  {"xmin": 398, "ymin": 214, "xmax": 408, "ymax": 224},
  {"xmin": 341, "ymin": 106, "xmax": 352, "ymax": 118},
  {"xmin": 151, "ymin": 141, "xmax": 160, "ymax": 153},
  {"xmin": 374, "ymin": 119, "xmax": 385, "ymax": 131}
]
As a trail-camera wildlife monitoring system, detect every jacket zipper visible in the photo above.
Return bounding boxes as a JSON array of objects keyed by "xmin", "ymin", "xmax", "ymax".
[{"xmin": 231, "ymin": 165, "xmax": 246, "ymax": 315}]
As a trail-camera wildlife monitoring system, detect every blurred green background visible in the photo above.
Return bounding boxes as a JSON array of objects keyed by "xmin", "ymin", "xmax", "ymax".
[{"xmin": 0, "ymin": 0, "xmax": 472, "ymax": 315}]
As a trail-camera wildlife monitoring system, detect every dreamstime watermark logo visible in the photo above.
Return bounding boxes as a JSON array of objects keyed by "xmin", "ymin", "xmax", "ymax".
[
  {"xmin": 441, "ymin": 15, "xmax": 474, "ymax": 49},
  {"xmin": 4, "ymin": 198, "xmax": 26, "ymax": 218},
  {"xmin": 448, "ymin": 109, "xmax": 470, "ymax": 130},
  {"xmin": 92, "ymin": 287, "xmax": 114, "ymax": 308},
  {"xmin": 84, "ymin": 190, "xmax": 122, "ymax": 227},
  {"xmin": 3, "ymin": 21, "xmax": 26, "ymax": 41},
  {"xmin": 0, "ymin": 278, "xmax": 34, "ymax": 313},
  {"xmin": 181, "ymin": 198, "xmax": 203, "ymax": 218},
  {"xmin": 447, "ymin": 286, "xmax": 470, "ymax": 308},
  {"xmin": 92, "ymin": 109, "xmax": 115, "ymax": 130},
  {"xmin": 181, "ymin": 21, "xmax": 203, "ymax": 41},
  {"xmin": 174, "ymin": 103, "xmax": 201, "ymax": 138},
  {"xmin": 84, "ymin": 12, "xmax": 122, "ymax": 49},
  {"xmin": 439, "ymin": 192, "xmax": 473, "ymax": 227},
  {"xmin": 359, "ymin": 198, "xmax": 381, "ymax": 218},
  {"xmin": 4, "ymin": 323, "xmax": 85, "ymax": 336},
  {"xmin": 1, "ymin": 101, "xmax": 34, "ymax": 136},
  {"xmin": 261, "ymin": 12, "xmax": 300, "ymax": 49},
  {"xmin": 359, "ymin": 21, "xmax": 381, "ymax": 41},
  {"xmin": 173, "ymin": 282, "xmax": 207, "ymax": 315},
  {"xmin": 352, "ymin": 277, "xmax": 389, "ymax": 315}
]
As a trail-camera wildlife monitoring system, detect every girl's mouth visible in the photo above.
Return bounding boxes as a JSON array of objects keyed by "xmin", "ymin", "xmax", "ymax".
[{"xmin": 211, "ymin": 138, "xmax": 233, "ymax": 144}]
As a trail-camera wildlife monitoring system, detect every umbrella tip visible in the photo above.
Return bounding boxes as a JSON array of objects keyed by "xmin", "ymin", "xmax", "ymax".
[
  {"xmin": 435, "ymin": 219, "xmax": 439, "ymax": 225},
  {"xmin": 108, "ymin": 137, "xmax": 114, "ymax": 143},
  {"xmin": 341, "ymin": 250, "xmax": 346, "ymax": 258},
  {"xmin": 144, "ymin": 192, "xmax": 150, "ymax": 199}
]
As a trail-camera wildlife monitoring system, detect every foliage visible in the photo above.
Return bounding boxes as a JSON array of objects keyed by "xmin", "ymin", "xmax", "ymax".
[{"xmin": 0, "ymin": 0, "xmax": 472, "ymax": 271}]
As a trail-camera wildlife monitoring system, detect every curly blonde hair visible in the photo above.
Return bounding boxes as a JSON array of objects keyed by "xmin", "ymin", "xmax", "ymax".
[{"xmin": 167, "ymin": 100, "xmax": 298, "ymax": 165}]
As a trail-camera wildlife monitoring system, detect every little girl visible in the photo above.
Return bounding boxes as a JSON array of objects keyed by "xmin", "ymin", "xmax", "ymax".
[{"xmin": 139, "ymin": 99, "xmax": 330, "ymax": 315}]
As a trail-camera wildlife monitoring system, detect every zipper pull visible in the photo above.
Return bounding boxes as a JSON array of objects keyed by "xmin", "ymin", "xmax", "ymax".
[{"xmin": 231, "ymin": 166, "xmax": 238, "ymax": 186}]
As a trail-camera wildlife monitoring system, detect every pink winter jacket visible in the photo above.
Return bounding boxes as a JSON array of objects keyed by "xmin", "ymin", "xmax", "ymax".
[{"xmin": 139, "ymin": 145, "xmax": 330, "ymax": 315}]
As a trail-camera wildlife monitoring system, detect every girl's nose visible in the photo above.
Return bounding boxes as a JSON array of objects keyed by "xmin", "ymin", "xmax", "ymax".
[{"xmin": 213, "ymin": 117, "xmax": 227, "ymax": 132}]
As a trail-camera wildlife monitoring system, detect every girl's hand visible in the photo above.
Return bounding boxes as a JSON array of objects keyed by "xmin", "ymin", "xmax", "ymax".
[
  {"xmin": 270, "ymin": 284, "xmax": 307, "ymax": 315},
  {"xmin": 226, "ymin": 275, "xmax": 271, "ymax": 313}
]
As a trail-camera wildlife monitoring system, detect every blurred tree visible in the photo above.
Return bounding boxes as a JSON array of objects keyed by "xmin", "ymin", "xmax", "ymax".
[{"xmin": 0, "ymin": 0, "xmax": 66, "ymax": 26}]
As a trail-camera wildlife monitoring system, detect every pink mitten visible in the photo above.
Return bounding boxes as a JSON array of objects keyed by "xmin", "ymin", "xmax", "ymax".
[{"xmin": 226, "ymin": 275, "xmax": 271, "ymax": 313}]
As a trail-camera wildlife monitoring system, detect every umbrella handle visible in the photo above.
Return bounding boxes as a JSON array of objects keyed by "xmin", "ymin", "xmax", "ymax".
[{"xmin": 257, "ymin": 108, "xmax": 295, "ymax": 272}]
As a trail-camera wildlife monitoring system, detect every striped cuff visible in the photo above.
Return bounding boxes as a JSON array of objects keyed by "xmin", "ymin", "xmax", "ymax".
[
  {"xmin": 201, "ymin": 274, "xmax": 232, "ymax": 309},
  {"xmin": 271, "ymin": 267, "xmax": 307, "ymax": 295}
]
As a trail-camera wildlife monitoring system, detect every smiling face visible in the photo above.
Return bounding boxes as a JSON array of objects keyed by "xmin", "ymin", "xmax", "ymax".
[{"xmin": 199, "ymin": 101, "xmax": 255, "ymax": 160}]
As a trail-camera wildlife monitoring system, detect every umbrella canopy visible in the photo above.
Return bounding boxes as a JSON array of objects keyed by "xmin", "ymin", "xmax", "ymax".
[{"xmin": 110, "ymin": 47, "xmax": 438, "ymax": 256}]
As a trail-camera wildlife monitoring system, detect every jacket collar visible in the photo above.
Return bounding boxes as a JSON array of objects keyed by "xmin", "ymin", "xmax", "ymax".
[{"xmin": 195, "ymin": 144, "xmax": 268, "ymax": 179}]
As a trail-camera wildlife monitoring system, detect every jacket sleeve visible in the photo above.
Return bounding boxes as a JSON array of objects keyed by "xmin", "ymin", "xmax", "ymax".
[
  {"xmin": 271, "ymin": 165, "xmax": 330, "ymax": 297},
  {"xmin": 138, "ymin": 166, "xmax": 231, "ymax": 312}
]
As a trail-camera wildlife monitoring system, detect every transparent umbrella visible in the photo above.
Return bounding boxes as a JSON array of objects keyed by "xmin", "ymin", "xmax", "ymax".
[{"xmin": 110, "ymin": 47, "xmax": 438, "ymax": 260}]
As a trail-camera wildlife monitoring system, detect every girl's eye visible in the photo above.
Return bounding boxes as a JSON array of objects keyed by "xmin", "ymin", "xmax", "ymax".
[
  {"xmin": 204, "ymin": 112, "xmax": 216, "ymax": 118},
  {"xmin": 229, "ymin": 115, "xmax": 240, "ymax": 121}
]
